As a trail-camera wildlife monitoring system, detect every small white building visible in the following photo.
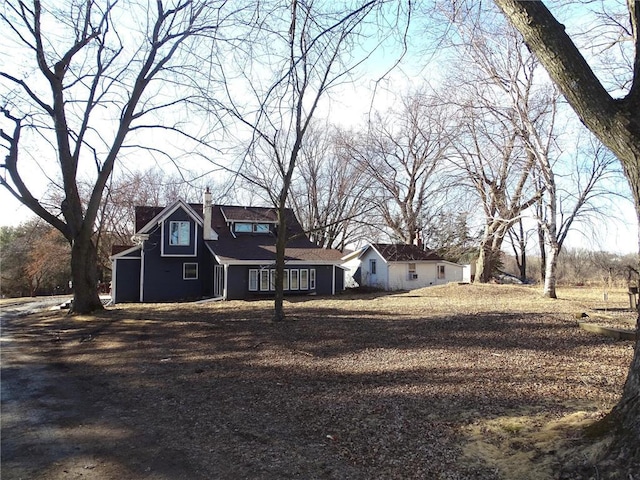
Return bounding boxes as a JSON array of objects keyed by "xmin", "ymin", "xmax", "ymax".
[{"xmin": 344, "ymin": 243, "xmax": 464, "ymax": 291}]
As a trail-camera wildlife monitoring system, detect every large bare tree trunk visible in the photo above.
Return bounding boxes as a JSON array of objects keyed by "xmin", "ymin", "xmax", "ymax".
[
  {"xmin": 493, "ymin": 0, "xmax": 640, "ymax": 471},
  {"xmin": 70, "ymin": 237, "xmax": 103, "ymax": 313}
]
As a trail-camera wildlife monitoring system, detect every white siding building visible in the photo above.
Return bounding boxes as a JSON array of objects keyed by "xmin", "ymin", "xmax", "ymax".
[{"xmin": 345, "ymin": 243, "xmax": 464, "ymax": 291}]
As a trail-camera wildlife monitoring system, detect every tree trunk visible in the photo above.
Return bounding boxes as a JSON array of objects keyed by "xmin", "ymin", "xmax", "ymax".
[
  {"xmin": 273, "ymin": 209, "xmax": 287, "ymax": 322},
  {"xmin": 491, "ymin": 1, "xmax": 640, "ymax": 470},
  {"xmin": 518, "ymin": 252, "xmax": 527, "ymax": 283},
  {"xmin": 70, "ymin": 236, "xmax": 103, "ymax": 314},
  {"xmin": 542, "ymin": 243, "xmax": 559, "ymax": 299},
  {"xmin": 538, "ymin": 216, "xmax": 546, "ymax": 283},
  {"xmin": 475, "ymin": 241, "xmax": 498, "ymax": 283}
]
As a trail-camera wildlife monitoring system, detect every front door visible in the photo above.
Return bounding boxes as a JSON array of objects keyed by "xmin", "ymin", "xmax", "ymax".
[
  {"xmin": 369, "ymin": 259, "xmax": 377, "ymax": 286},
  {"xmin": 214, "ymin": 265, "xmax": 224, "ymax": 298}
]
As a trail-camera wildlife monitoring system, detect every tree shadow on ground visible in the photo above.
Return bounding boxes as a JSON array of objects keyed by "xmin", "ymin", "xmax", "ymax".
[{"xmin": 1, "ymin": 301, "xmax": 633, "ymax": 479}]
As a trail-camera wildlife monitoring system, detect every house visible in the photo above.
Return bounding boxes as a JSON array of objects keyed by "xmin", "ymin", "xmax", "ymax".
[
  {"xmin": 110, "ymin": 190, "xmax": 345, "ymax": 303},
  {"xmin": 345, "ymin": 243, "xmax": 464, "ymax": 291}
]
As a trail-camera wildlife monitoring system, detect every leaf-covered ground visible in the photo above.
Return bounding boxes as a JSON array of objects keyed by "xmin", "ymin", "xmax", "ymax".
[{"xmin": 1, "ymin": 284, "xmax": 637, "ymax": 479}]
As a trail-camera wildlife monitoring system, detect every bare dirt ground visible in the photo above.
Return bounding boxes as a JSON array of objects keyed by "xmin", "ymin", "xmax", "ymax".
[{"xmin": 1, "ymin": 284, "xmax": 637, "ymax": 479}]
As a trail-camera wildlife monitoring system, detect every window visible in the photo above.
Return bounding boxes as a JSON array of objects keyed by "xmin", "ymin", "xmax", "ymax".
[
  {"xmin": 408, "ymin": 263, "xmax": 417, "ymax": 280},
  {"xmin": 270, "ymin": 269, "xmax": 276, "ymax": 291},
  {"xmin": 249, "ymin": 269, "xmax": 259, "ymax": 291},
  {"xmin": 253, "ymin": 223, "xmax": 270, "ymax": 233},
  {"xmin": 234, "ymin": 222, "xmax": 252, "ymax": 233},
  {"xmin": 290, "ymin": 269, "xmax": 299, "ymax": 290},
  {"xmin": 309, "ymin": 269, "xmax": 316, "ymax": 289},
  {"xmin": 283, "ymin": 270, "xmax": 290, "ymax": 290},
  {"xmin": 183, "ymin": 263, "xmax": 198, "ymax": 280},
  {"xmin": 437, "ymin": 265, "xmax": 445, "ymax": 279},
  {"xmin": 370, "ymin": 259, "xmax": 377, "ymax": 275},
  {"xmin": 260, "ymin": 269, "xmax": 270, "ymax": 291},
  {"xmin": 170, "ymin": 221, "xmax": 190, "ymax": 246},
  {"xmin": 300, "ymin": 269, "xmax": 309, "ymax": 290}
]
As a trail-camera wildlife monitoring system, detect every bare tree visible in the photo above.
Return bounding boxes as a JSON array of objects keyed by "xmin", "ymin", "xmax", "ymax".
[
  {"xmin": 506, "ymin": 217, "xmax": 533, "ymax": 282},
  {"xmin": 209, "ymin": 0, "xmax": 408, "ymax": 321},
  {"xmin": 289, "ymin": 123, "xmax": 374, "ymax": 250},
  {"xmin": 493, "ymin": 0, "xmax": 640, "ymax": 470},
  {"xmin": 346, "ymin": 90, "xmax": 454, "ymax": 245},
  {"xmin": 0, "ymin": 0, "xmax": 228, "ymax": 313},
  {"xmin": 536, "ymin": 132, "xmax": 621, "ymax": 298},
  {"xmin": 445, "ymin": 19, "xmax": 549, "ymax": 282}
]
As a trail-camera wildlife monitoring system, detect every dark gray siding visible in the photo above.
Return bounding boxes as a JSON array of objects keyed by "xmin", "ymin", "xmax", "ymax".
[
  {"xmin": 114, "ymin": 258, "xmax": 141, "ymax": 303},
  {"xmin": 335, "ymin": 266, "xmax": 344, "ymax": 292},
  {"xmin": 315, "ymin": 265, "xmax": 336, "ymax": 295},
  {"xmin": 229, "ymin": 264, "xmax": 341, "ymax": 299},
  {"xmin": 227, "ymin": 265, "xmax": 249, "ymax": 300},
  {"xmin": 141, "ymin": 219, "xmax": 209, "ymax": 302}
]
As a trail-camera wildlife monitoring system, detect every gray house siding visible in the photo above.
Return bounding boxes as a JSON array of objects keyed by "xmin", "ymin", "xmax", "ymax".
[
  {"xmin": 114, "ymin": 257, "xmax": 141, "ymax": 303},
  {"xmin": 314, "ymin": 265, "xmax": 343, "ymax": 295},
  {"xmin": 227, "ymin": 265, "xmax": 249, "ymax": 300},
  {"xmin": 142, "ymin": 224, "xmax": 208, "ymax": 302},
  {"xmin": 226, "ymin": 264, "xmax": 342, "ymax": 299}
]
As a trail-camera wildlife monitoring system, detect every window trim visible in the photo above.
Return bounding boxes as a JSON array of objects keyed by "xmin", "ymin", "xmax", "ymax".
[
  {"xmin": 309, "ymin": 269, "xmax": 316, "ymax": 289},
  {"xmin": 260, "ymin": 269, "xmax": 270, "ymax": 291},
  {"xmin": 437, "ymin": 265, "xmax": 445, "ymax": 279},
  {"xmin": 290, "ymin": 269, "xmax": 299, "ymax": 290},
  {"xmin": 253, "ymin": 223, "xmax": 270, "ymax": 233},
  {"xmin": 408, "ymin": 263, "xmax": 417, "ymax": 280},
  {"xmin": 183, "ymin": 262, "xmax": 198, "ymax": 280},
  {"xmin": 234, "ymin": 222, "xmax": 253, "ymax": 233},
  {"xmin": 169, "ymin": 221, "xmax": 191, "ymax": 246},
  {"xmin": 300, "ymin": 269, "xmax": 309, "ymax": 290},
  {"xmin": 249, "ymin": 269, "xmax": 259, "ymax": 291},
  {"xmin": 283, "ymin": 270, "xmax": 290, "ymax": 290}
]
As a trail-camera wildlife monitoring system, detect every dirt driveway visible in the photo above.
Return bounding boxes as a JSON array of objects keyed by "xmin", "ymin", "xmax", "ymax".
[{"xmin": 1, "ymin": 285, "xmax": 637, "ymax": 479}]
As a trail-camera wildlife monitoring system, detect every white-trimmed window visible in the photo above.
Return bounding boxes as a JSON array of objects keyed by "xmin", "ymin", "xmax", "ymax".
[
  {"xmin": 300, "ymin": 269, "xmax": 309, "ymax": 290},
  {"xmin": 437, "ymin": 265, "xmax": 445, "ymax": 279},
  {"xmin": 290, "ymin": 269, "xmax": 299, "ymax": 290},
  {"xmin": 234, "ymin": 222, "xmax": 252, "ymax": 233},
  {"xmin": 309, "ymin": 269, "xmax": 316, "ymax": 289},
  {"xmin": 170, "ymin": 221, "xmax": 190, "ymax": 246},
  {"xmin": 270, "ymin": 269, "xmax": 276, "ymax": 291},
  {"xmin": 183, "ymin": 263, "xmax": 198, "ymax": 280},
  {"xmin": 260, "ymin": 269, "xmax": 270, "ymax": 291},
  {"xmin": 408, "ymin": 263, "xmax": 417, "ymax": 280},
  {"xmin": 283, "ymin": 270, "xmax": 290, "ymax": 290},
  {"xmin": 249, "ymin": 269, "xmax": 259, "ymax": 291}
]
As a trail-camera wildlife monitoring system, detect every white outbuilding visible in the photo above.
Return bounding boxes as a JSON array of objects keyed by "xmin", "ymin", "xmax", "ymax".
[{"xmin": 344, "ymin": 243, "xmax": 464, "ymax": 291}]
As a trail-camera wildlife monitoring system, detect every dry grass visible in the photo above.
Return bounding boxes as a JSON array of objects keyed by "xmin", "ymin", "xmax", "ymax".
[{"xmin": 2, "ymin": 283, "xmax": 637, "ymax": 479}]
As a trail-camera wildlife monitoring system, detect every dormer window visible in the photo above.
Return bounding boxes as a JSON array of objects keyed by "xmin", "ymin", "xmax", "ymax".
[
  {"xmin": 169, "ymin": 221, "xmax": 190, "ymax": 246},
  {"xmin": 234, "ymin": 222, "xmax": 270, "ymax": 233}
]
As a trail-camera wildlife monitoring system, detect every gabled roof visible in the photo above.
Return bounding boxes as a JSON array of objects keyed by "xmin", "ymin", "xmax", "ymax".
[
  {"xmin": 137, "ymin": 199, "xmax": 203, "ymax": 234},
  {"xmin": 130, "ymin": 200, "xmax": 344, "ymax": 265},
  {"xmin": 221, "ymin": 206, "xmax": 278, "ymax": 223},
  {"xmin": 365, "ymin": 243, "xmax": 443, "ymax": 262},
  {"xmin": 206, "ymin": 205, "xmax": 342, "ymax": 264}
]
